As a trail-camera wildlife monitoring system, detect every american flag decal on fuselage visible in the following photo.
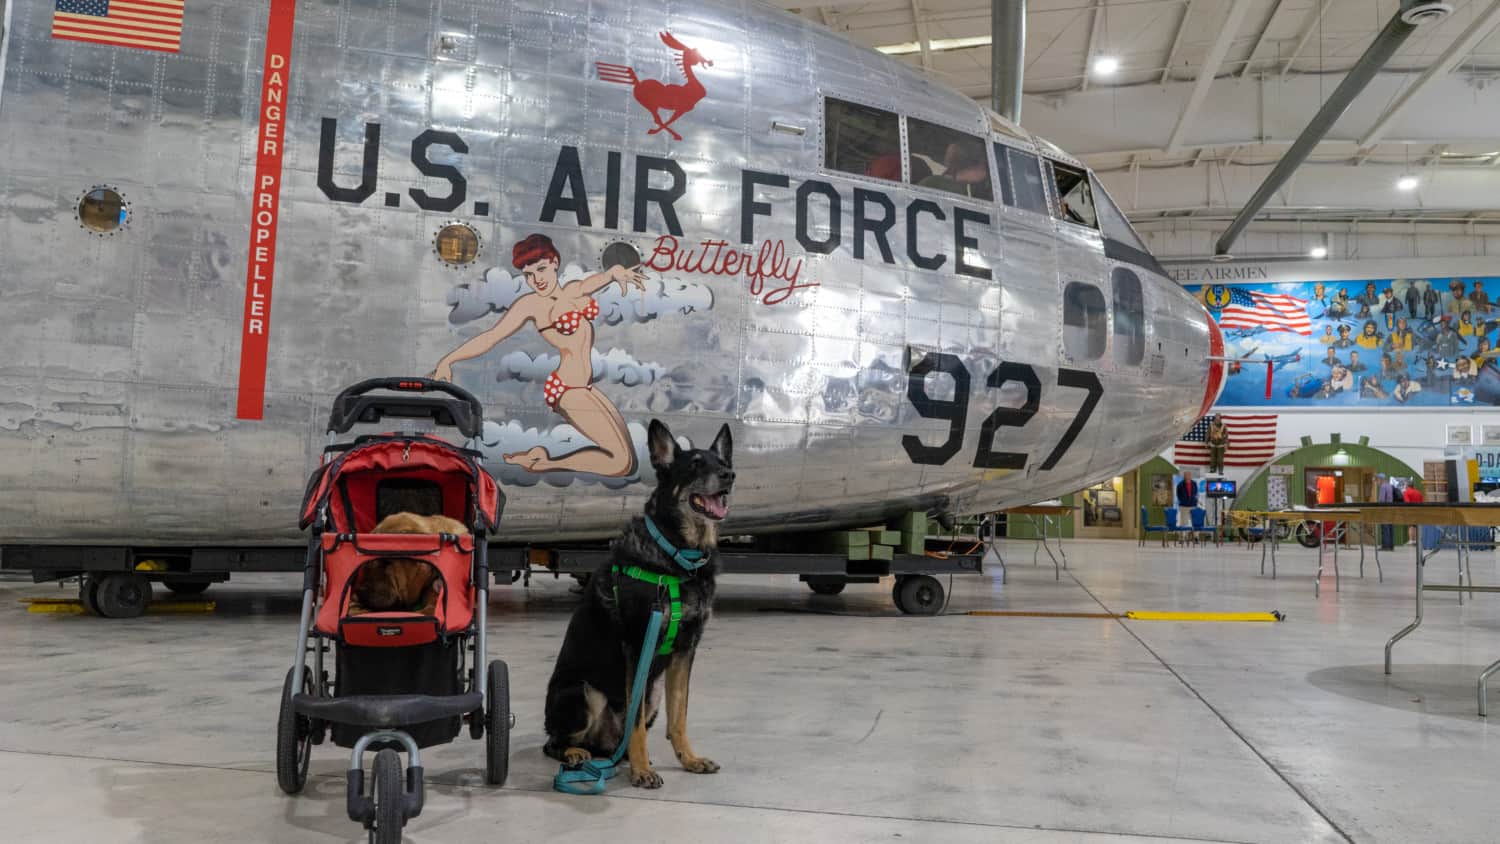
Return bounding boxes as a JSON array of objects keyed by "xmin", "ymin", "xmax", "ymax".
[{"xmin": 52, "ymin": 0, "xmax": 184, "ymax": 54}]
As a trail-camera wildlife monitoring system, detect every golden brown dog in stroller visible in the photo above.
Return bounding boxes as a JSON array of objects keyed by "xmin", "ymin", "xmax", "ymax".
[{"xmin": 353, "ymin": 513, "xmax": 469, "ymax": 614}]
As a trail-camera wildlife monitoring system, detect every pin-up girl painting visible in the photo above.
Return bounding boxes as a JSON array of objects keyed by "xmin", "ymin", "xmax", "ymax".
[{"xmin": 432, "ymin": 234, "xmax": 647, "ymax": 477}]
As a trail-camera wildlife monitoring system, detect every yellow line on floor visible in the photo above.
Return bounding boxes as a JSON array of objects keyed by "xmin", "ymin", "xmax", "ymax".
[
  {"xmin": 20, "ymin": 599, "xmax": 216, "ymax": 615},
  {"xmin": 1124, "ymin": 610, "xmax": 1284, "ymax": 622}
]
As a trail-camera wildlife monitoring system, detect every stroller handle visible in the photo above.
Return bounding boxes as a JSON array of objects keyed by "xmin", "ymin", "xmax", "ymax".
[{"xmin": 327, "ymin": 378, "xmax": 485, "ymax": 439}]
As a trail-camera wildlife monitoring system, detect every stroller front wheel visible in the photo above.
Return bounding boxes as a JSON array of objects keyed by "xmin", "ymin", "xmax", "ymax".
[
  {"xmin": 370, "ymin": 748, "xmax": 404, "ymax": 844},
  {"xmin": 276, "ymin": 667, "xmax": 313, "ymax": 794}
]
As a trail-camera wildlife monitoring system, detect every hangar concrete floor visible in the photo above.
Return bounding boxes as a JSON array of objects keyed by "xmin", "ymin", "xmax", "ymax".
[{"xmin": 1, "ymin": 539, "xmax": 1497, "ymax": 844}]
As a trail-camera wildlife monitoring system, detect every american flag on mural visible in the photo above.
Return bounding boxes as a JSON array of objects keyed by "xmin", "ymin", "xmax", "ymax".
[
  {"xmin": 52, "ymin": 0, "xmax": 184, "ymax": 54},
  {"xmin": 1217, "ymin": 288, "xmax": 1312, "ymax": 336},
  {"xmin": 1173, "ymin": 414, "xmax": 1279, "ymax": 468}
]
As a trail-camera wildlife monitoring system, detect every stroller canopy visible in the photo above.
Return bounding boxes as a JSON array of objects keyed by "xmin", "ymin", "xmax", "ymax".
[{"xmin": 300, "ymin": 435, "xmax": 503, "ymax": 533}]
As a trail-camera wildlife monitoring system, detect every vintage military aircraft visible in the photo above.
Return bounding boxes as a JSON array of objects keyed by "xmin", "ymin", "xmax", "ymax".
[{"xmin": 0, "ymin": 0, "xmax": 1222, "ymax": 595}]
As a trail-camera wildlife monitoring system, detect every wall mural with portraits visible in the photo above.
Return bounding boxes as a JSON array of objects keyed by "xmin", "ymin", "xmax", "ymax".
[{"xmin": 1187, "ymin": 277, "xmax": 1500, "ymax": 408}]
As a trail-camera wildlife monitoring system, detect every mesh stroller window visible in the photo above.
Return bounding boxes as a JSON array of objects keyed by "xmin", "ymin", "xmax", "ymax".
[{"xmin": 376, "ymin": 479, "xmax": 445, "ymax": 521}]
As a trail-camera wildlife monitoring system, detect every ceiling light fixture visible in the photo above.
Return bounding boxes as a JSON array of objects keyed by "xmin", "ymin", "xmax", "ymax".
[
  {"xmin": 1309, "ymin": 245, "xmax": 1328, "ymax": 259},
  {"xmin": 1093, "ymin": 56, "xmax": 1120, "ymax": 76},
  {"xmin": 1396, "ymin": 175, "xmax": 1419, "ymax": 191}
]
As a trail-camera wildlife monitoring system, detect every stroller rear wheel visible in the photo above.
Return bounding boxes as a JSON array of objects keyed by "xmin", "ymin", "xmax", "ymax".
[
  {"xmin": 370, "ymin": 748, "xmax": 404, "ymax": 844},
  {"xmin": 276, "ymin": 667, "xmax": 313, "ymax": 794},
  {"xmin": 485, "ymin": 660, "xmax": 510, "ymax": 786}
]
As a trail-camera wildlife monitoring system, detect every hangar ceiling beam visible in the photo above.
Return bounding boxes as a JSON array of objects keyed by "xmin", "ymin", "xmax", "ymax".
[
  {"xmin": 1166, "ymin": 0, "xmax": 1253, "ymax": 155},
  {"xmin": 1080, "ymin": 0, "xmax": 1104, "ymax": 92},
  {"xmin": 1159, "ymin": 0, "xmax": 1195, "ymax": 84},
  {"xmin": 1280, "ymin": 0, "xmax": 1336, "ymax": 78},
  {"xmin": 1239, "ymin": 0, "xmax": 1285, "ymax": 78},
  {"xmin": 1357, "ymin": 0, "xmax": 1500, "ymax": 148},
  {"xmin": 912, "ymin": 0, "xmax": 934, "ymax": 71}
]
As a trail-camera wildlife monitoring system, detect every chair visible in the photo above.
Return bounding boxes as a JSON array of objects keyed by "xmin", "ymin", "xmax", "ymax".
[
  {"xmin": 1140, "ymin": 506, "xmax": 1167, "ymax": 546},
  {"xmin": 1190, "ymin": 507, "xmax": 1217, "ymax": 545},
  {"xmin": 1162, "ymin": 507, "xmax": 1179, "ymax": 546}
]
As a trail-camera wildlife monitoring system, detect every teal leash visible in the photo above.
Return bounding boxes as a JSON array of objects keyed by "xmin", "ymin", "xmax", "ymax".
[{"xmin": 553, "ymin": 608, "xmax": 664, "ymax": 795}]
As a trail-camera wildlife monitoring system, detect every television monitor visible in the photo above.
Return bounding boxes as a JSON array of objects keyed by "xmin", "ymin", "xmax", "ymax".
[{"xmin": 1204, "ymin": 479, "xmax": 1237, "ymax": 497}]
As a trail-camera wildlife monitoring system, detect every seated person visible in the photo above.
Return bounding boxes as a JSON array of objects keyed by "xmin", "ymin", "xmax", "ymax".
[{"xmin": 919, "ymin": 142, "xmax": 988, "ymax": 199}]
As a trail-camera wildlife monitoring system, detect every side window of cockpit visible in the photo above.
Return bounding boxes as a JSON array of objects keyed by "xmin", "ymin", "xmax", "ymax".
[
  {"xmin": 824, "ymin": 98, "xmax": 902, "ymax": 181},
  {"xmin": 1063, "ymin": 282, "xmax": 1108, "ymax": 361},
  {"xmin": 1090, "ymin": 174, "xmax": 1150, "ymax": 253},
  {"xmin": 1113, "ymin": 268, "xmax": 1146, "ymax": 366},
  {"xmin": 998, "ymin": 146, "xmax": 1049, "ymax": 215},
  {"xmin": 906, "ymin": 118, "xmax": 992, "ymax": 202},
  {"xmin": 1048, "ymin": 161, "xmax": 1099, "ymax": 229}
]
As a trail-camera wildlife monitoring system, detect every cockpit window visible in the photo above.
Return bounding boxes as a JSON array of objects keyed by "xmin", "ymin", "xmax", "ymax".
[
  {"xmin": 1063, "ymin": 282, "xmax": 1108, "ymax": 360},
  {"xmin": 1090, "ymin": 174, "xmax": 1149, "ymax": 253},
  {"xmin": 1048, "ymin": 161, "xmax": 1098, "ymax": 229},
  {"xmin": 1113, "ymin": 268, "xmax": 1146, "ymax": 366},
  {"xmin": 996, "ymin": 145, "xmax": 1049, "ymax": 215},
  {"xmin": 906, "ymin": 117, "xmax": 992, "ymax": 202},
  {"xmin": 823, "ymin": 98, "xmax": 902, "ymax": 182}
]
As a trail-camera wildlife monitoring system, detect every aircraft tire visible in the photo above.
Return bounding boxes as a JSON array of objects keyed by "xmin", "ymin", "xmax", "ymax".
[
  {"xmin": 79, "ymin": 576, "xmax": 102, "ymax": 616},
  {"xmin": 893, "ymin": 575, "xmax": 944, "ymax": 616},
  {"xmin": 94, "ymin": 573, "xmax": 152, "ymax": 619}
]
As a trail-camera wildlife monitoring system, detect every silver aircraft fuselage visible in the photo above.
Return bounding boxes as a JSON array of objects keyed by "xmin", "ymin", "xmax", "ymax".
[{"xmin": 0, "ymin": 0, "xmax": 1222, "ymax": 545}]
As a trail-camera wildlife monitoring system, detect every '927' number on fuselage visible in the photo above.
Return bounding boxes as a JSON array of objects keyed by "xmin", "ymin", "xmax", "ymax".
[{"xmin": 901, "ymin": 351, "xmax": 1103, "ymax": 470}]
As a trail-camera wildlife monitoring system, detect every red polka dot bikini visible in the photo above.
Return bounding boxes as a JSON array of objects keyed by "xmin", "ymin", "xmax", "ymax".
[{"xmin": 540, "ymin": 298, "xmax": 600, "ymax": 410}]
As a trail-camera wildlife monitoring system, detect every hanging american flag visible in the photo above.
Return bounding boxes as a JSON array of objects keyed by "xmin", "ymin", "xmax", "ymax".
[
  {"xmin": 1173, "ymin": 414, "xmax": 1279, "ymax": 468},
  {"xmin": 1216, "ymin": 289, "xmax": 1312, "ymax": 336},
  {"xmin": 52, "ymin": 0, "xmax": 185, "ymax": 54}
]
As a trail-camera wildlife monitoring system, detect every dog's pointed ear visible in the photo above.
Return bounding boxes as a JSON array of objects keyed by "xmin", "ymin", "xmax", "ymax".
[
  {"xmin": 648, "ymin": 419, "xmax": 679, "ymax": 473},
  {"xmin": 709, "ymin": 423, "xmax": 733, "ymax": 466}
]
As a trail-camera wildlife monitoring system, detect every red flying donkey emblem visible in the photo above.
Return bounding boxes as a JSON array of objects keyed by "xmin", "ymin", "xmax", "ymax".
[{"xmin": 597, "ymin": 32, "xmax": 713, "ymax": 141}]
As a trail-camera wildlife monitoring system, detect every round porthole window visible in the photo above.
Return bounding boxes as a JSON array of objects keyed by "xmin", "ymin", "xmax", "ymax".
[
  {"xmin": 78, "ymin": 187, "xmax": 130, "ymax": 234},
  {"xmin": 434, "ymin": 222, "xmax": 481, "ymax": 267}
]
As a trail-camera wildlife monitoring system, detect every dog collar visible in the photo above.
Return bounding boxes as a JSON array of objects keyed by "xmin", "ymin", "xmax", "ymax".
[{"xmin": 644, "ymin": 516, "xmax": 708, "ymax": 572}]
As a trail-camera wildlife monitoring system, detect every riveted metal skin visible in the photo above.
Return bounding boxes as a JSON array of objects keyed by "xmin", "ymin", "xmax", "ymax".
[{"xmin": 0, "ymin": 0, "xmax": 1213, "ymax": 545}]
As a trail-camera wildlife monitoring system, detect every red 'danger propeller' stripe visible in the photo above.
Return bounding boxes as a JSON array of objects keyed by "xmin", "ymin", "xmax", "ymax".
[{"xmin": 236, "ymin": 0, "xmax": 298, "ymax": 420}]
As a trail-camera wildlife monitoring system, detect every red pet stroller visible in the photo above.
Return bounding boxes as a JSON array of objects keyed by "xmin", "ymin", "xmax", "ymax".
[{"xmin": 276, "ymin": 379, "xmax": 508, "ymax": 843}]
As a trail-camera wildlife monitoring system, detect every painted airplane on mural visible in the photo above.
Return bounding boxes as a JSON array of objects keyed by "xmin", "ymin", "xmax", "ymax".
[{"xmin": 0, "ymin": 0, "xmax": 1222, "ymax": 551}]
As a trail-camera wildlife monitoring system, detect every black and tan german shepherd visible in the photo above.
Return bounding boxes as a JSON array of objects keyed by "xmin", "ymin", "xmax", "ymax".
[{"xmin": 542, "ymin": 419, "xmax": 733, "ymax": 788}]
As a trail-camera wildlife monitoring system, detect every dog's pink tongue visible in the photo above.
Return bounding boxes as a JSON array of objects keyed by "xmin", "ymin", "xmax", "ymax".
[{"xmin": 705, "ymin": 494, "xmax": 728, "ymax": 519}]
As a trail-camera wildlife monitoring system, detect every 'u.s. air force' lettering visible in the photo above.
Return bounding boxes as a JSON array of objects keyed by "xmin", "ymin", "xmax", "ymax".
[
  {"xmin": 903, "ymin": 350, "xmax": 1104, "ymax": 470},
  {"xmin": 314, "ymin": 119, "xmax": 994, "ymax": 282}
]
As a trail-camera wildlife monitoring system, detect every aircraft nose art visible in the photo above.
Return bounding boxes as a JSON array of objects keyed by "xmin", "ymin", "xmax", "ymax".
[{"xmin": 1199, "ymin": 309, "xmax": 1226, "ymax": 417}]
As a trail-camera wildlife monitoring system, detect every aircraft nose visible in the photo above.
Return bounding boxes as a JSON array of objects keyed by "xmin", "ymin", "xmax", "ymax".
[{"xmin": 1199, "ymin": 309, "xmax": 1226, "ymax": 418}]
